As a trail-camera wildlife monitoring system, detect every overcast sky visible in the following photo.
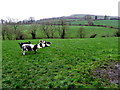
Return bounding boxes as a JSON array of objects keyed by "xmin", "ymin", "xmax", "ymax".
[{"xmin": 0, "ymin": 0, "xmax": 119, "ymax": 20}]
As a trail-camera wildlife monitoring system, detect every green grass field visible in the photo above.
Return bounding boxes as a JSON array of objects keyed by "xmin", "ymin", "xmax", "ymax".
[
  {"xmin": 68, "ymin": 20, "xmax": 118, "ymax": 28},
  {"xmin": 2, "ymin": 37, "xmax": 119, "ymax": 88},
  {"xmin": 94, "ymin": 20, "xmax": 118, "ymax": 27},
  {"xmin": 66, "ymin": 26, "xmax": 117, "ymax": 38}
]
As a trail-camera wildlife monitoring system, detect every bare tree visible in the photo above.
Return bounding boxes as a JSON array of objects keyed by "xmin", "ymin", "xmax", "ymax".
[
  {"xmin": 3, "ymin": 25, "xmax": 13, "ymax": 40},
  {"xmin": 4, "ymin": 25, "xmax": 24, "ymax": 40},
  {"xmin": 5, "ymin": 17, "xmax": 25, "ymax": 40},
  {"xmin": 2, "ymin": 25, "xmax": 6, "ymax": 40},
  {"xmin": 104, "ymin": 15, "xmax": 109, "ymax": 20},
  {"xmin": 49, "ymin": 24, "xmax": 56, "ymax": 38},
  {"xmin": 30, "ymin": 23, "xmax": 38, "ymax": 39},
  {"xmin": 84, "ymin": 15, "xmax": 94, "ymax": 25},
  {"xmin": 78, "ymin": 27, "xmax": 85, "ymax": 38},
  {"xmin": 7, "ymin": 17, "xmax": 20, "ymax": 40},
  {"xmin": 58, "ymin": 18, "xmax": 68, "ymax": 39},
  {"xmin": 15, "ymin": 26, "xmax": 25, "ymax": 40},
  {"xmin": 29, "ymin": 17, "xmax": 35, "ymax": 23},
  {"xmin": 1, "ymin": 19, "xmax": 4, "ymax": 24},
  {"xmin": 1, "ymin": 19, "xmax": 6, "ymax": 40},
  {"xmin": 95, "ymin": 16, "xmax": 97, "ymax": 20},
  {"xmin": 41, "ymin": 22, "xmax": 51, "ymax": 38}
]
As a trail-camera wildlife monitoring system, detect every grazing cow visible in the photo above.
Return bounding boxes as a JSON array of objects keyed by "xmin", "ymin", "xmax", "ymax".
[{"xmin": 18, "ymin": 40, "xmax": 51, "ymax": 55}]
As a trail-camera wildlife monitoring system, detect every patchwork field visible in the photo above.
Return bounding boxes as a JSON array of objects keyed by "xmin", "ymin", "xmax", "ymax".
[{"xmin": 2, "ymin": 37, "xmax": 119, "ymax": 88}]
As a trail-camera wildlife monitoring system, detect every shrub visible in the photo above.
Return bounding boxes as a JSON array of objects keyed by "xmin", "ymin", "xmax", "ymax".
[
  {"xmin": 90, "ymin": 34, "xmax": 97, "ymax": 38},
  {"xmin": 114, "ymin": 30, "xmax": 120, "ymax": 37},
  {"xmin": 101, "ymin": 34, "xmax": 109, "ymax": 37}
]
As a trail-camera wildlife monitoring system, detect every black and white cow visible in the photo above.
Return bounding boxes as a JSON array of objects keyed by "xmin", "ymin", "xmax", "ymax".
[{"xmin": 18, "ymin": 40, "xmax": 51, "ymax": 55}]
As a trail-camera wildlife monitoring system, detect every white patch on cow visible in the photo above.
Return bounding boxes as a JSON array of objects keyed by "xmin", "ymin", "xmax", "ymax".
[
  {"xmin": 37, "ymin": 45, "xmax": 42, "ymax": 48},
  {"xmin": 22, "ymin": 44, "xmax": 34, "ymax": 48},
  {"xmin": 37, "ymin": 43, "xmax": 46, "ymax": 48},
  {"xmin": 46, "ymin": 44, "xmax": 50, "ymax": 47},
  {"xmin": 42, "ymin": 43, "xmax": 45, "ymax": 47}
]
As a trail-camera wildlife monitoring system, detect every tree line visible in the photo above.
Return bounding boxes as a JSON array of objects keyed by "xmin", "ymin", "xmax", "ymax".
[
  {"xmin": 1, "ymin": 17, "xmax": 70, "ymax": 40},
  {"xmin": 1, "ymin": 16, "xmax": 95, "ymax": 40},
  {"xmin": 1, "ymin": 16, "xmax": 120, "ymax": 40}
]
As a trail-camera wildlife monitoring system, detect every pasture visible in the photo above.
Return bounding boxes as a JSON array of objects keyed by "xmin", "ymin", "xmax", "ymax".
[
  {"xmin": 2, "ymin": 37, "xmax": 119, "ymax": 88},
  {"xmin": 93, "ymin": 20, "xmax": 118, "ymax": 28},
  {"xmin": 66, "ymin": 26, "xmax": 117, "ymax": 38},
  {"xmin": 68, "ymin": 20, "xmax": 118, "ymax": 28}
]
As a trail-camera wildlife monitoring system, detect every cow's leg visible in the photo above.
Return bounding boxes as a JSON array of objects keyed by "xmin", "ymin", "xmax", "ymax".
[
  {"xmin": 22, "ymin": 50, "xmax": 26, "ymax": 55},
  {"xmin": 33, "ymin": 48, "xmax": 37, "ymax": 54},
  {"xmin": 34, "ymin": 50, "xmax": 37, "ymax": 54},
  {"xmin": 33, "ymin": 45, "xmax": 37, "ymax": 54},
  {"xmin": 22, "ymin": 46, "xmax": 26, "ymax": 55}
]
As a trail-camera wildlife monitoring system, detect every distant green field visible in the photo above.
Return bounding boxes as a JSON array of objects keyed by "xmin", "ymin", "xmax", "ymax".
[
  {"xmin": 68, "ymin": 20, "xmax": 87, "ymax": 25},
  {"xmin": 94, "ymin": 20, "xmax": 118, "ymax": 27},
  {"xmin": 2, "ymin": 37, "xmax": 118, "ymax": 88},
  {"xmin": 68, "ymin": 20, "xmax": 118, "ymax": 28},
  {"xmin": 66, "ymin": 26, "xmax": 117, "ymax": 38}
]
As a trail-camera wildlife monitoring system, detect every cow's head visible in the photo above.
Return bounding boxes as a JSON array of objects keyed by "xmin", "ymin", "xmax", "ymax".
[
  {"xmin": 39, "ymin": 40, "xmax": 52, "ymax": 47},
  {"xmin": 45, "ymin": 41, "xmax": 52, "ymax": 47}
]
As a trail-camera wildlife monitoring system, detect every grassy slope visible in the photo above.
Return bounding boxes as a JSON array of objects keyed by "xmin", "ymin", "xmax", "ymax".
[{"xmin": 2, "ymin": 37, "xmax": 118, "ymax": 88}]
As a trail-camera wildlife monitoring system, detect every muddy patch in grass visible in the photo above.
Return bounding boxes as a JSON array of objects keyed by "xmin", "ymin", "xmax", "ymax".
[{"xmin": 94, "ymin": 61, "xmax": 120, "ymax": 85}]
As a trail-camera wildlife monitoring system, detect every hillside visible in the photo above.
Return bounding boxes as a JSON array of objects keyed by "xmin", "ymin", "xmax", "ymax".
[
  {"xmin": 36, "ymin": 14, "xmax": 118, "ymax": 29},
  {"xmin": 69, "ymin": 14, "xmax": 118, "ymax": 20},
  {"xmin": 37, "ymin": 14, "xmax": 118, "ymax": 22}
]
